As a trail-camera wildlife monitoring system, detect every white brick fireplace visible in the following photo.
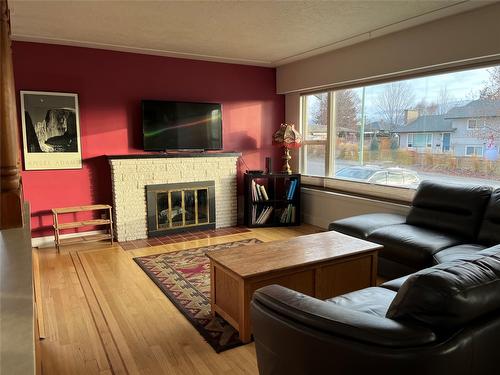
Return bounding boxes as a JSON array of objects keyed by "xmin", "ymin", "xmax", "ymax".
[{"xmin": 108, "ymin": 154, "xmax": 239, "ymax": 241}]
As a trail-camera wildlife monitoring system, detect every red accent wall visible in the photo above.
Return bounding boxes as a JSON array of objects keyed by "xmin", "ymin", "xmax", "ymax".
[{"xmin": 12, "ymin": 42, "xmax": 284, "ymax": 238}]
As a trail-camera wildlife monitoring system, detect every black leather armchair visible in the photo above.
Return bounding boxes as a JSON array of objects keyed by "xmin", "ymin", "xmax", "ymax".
[{"xmin": 251, "ymin": 246, "xmax": 500, "ymax": 375}]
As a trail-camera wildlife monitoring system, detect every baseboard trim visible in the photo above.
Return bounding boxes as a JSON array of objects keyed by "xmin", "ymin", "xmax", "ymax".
[{"xmin": 32, "ymin": 230, "xmax": 107, "ymax": 249}]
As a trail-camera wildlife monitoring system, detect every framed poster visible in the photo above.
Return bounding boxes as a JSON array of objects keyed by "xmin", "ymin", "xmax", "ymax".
[{"xmin": 20, "ymin": 91, "xmax": 82, "ymax": 170}]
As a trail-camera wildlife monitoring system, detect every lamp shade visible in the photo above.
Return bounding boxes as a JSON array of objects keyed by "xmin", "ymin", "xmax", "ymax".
[{"xmin": 272, "ymin": 123, "xmax": 302, "ymax": 148}]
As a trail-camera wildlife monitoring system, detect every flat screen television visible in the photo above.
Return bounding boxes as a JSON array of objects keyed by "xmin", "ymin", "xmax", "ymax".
[{"xmin": 142, "ymin": 100, "xmax": 223, "ymax": 151}]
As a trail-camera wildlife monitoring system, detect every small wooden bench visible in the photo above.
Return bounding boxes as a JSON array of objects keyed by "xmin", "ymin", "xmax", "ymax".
[{"xmin": 52, "ymin": 204, "xmax": 114, "ymax": 252}]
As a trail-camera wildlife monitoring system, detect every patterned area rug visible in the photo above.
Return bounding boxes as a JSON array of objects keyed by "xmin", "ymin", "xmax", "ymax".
[{"xmin": 133, "ymin": 238, "xmax": 263, "ymax": 353}]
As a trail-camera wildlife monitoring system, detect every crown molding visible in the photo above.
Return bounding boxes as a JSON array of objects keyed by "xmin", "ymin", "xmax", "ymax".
[{"xmin": 11, "ymin": 34, "xmax": 275, "ymax": 68}]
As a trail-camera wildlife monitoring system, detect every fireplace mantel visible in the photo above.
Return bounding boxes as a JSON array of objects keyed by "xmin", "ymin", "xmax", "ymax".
[
  {"xmin": 107, "ymin": 152, "xmax": 241, "ymax": 160},
  {"xmin": 109, "ymin": 155, "xmax": 238, "ymax": 241}
]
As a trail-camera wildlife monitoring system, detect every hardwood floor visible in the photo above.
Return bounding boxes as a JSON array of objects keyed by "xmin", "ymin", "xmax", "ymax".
[{"xmin": 35, "ymin": 225, "xmax": 322, "ymax": 375}]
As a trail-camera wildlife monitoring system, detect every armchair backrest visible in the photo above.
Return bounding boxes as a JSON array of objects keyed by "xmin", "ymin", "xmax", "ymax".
[{"xmin": 406, "ymin": 180, "xmax": 491, "ymax": 241}]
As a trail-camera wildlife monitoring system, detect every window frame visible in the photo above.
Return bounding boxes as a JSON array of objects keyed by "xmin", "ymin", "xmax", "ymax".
[
  {"xmin": 407, "ymin": 133, "xmax": 433, "ymax": 148},
  {"xmin": 300, "ymin": 93, "xmax": 331, "ymax": 177},
  {"xmin": 465, "ymin": 145, "xmax": 484, "ymax": 157},
  {"xmin": 467, "ymin": 119, "xmax": 486, "ymax": 130},
  {"xmin": 426, "ymin": 134, "xmax": 433, "ymax": 148},
  {"xmin": 407, "ymin": 133, "xmax": 414, "ymax": 148},
  {"xmin": 467, "ymin": 119, "xmax": 477, "ymax": 130},
  {"xmin": 298, "ymin": 62, "xmax": 500, "ymax": 201}
]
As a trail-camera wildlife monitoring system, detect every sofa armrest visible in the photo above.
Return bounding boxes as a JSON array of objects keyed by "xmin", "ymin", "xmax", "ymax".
[{"xmin": 252, "ymin": 285, "xmax": 436, "ymax": 347}]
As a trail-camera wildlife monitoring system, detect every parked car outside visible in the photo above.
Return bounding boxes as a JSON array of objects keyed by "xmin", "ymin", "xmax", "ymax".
[{"xmin": 335, "ymin": 165, "xmax": 420, "ymax": 188}]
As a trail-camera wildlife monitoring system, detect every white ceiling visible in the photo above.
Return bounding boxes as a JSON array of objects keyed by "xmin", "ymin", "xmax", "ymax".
[{"xmin": 9, "ymin": 0, "xmax": 494, "ymax": 67}]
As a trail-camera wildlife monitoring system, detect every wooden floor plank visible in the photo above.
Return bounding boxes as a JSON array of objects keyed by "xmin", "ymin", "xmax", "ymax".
[
  {"xmin": 36, "ymin": 224, "xmax": 322, "ymax": 374},
  {"xmin": 71, "ymin": 251, "xmax": 129, "ymax": 375},
  {"xmin": 37, "ymin": 249, "xmax": 114, "ymax": 375},
  {"xmin": 32, "ymin": 248, "xmax": 46, "ymax": 339}
]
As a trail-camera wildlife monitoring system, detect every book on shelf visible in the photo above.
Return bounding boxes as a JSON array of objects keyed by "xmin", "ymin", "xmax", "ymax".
[
  {"xmin": 287, "ymin": 179, "xmax": 298, "ymax": 200},
  {"xmin": 280, "ymin": 203, "xmax": 296, "ymax": 224},
  {"xmin": 286, "ymin": 204, "xmax": 292, "ymax": 223},
  {"xmin": 288, "ymin": 180, "xmax": 299, "ymax": 200},
  {"xmin": 253, "ymin": 205, "xmax": 273, "ymax": 224},
  {"xmin": 251, "ymin": 180, "xmax": 257, "ymax": 201},
  {"xmin": 251, "ymin": 180, "xmax": 269, "ymax": 202},
  {"xmin": 255, "ymin": 182, "xmax": 262, "ymax": 201},
  {"xmin": 259, "ymin": 185, "xmax": 269, "ymax": 201}
]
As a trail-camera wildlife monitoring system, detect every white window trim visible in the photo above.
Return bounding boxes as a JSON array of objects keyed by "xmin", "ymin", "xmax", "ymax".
[
  {"xmin": 426, "ymin": 133, "xmax": 433, "ymax": 148},
  {"xmin": 300, "ymin": 94, "xmax": 329, "ymax": 177},
  {"xmin": 465, "ymin": 145, "xmax": 484, "ymax": 157},
  {"xmin": 407, "ymin": 133, "xmax": 413, "ymax": 148},
  {"xmin": 467, "ymin": 119, "xmax": 486, "ymax": 130},
  {"xmin": 467, "ymin": 119, "xmax": 477, "ymax": 130},
  {"xmin": 408, "ymin": 133, "xmax": 433, "ymax": 148}
]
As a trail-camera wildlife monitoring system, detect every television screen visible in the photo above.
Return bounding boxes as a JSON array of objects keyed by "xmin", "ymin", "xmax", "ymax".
[{"xmin": 142, "ymin": 100, "xmax": 223, "ymax": 151}]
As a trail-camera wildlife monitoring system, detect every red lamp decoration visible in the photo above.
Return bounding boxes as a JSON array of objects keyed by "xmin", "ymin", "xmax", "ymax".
[{"xmin": 272, "ymin": 123, "xmax": 302, "ymax": 174}]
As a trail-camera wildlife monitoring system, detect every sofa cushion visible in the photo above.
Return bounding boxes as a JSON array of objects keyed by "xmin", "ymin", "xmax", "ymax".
[
  {"xmin": 386, "ymin": 246, "xmax": 500, "ymax": 329},
  {"xmin": 406, "ymin": 181, "xmax": 491, "ymax": 241},
  {"xmin": 432, "ymin": 244, "xmax": 486, "ymax": 265},
  {"xmin": 380, "ymin": 275, "xmax": 411, "ymax": 292},
  {"xmin": 477, "ymin": 244, "xmax": 500, "ymax": 256},
  {"xmin": 368, "ymin": 224, "xmax": 463, "ymax": 269},
  {"xmin": 328, "ymin": 213, "xmax": 406, "ymax": 239},
  {"xmin": 478, "ymin": 188, "xmax": 500, "ymax": 247},
  {"xmin": 326, "ymin": 287, "xmax": 396, "ymax": 318}
]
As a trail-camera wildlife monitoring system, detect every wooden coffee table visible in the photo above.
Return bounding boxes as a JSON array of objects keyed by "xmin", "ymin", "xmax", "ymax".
[{"xmin": 206, "ymin": 231, "xmax": 381, "ymax": 342}]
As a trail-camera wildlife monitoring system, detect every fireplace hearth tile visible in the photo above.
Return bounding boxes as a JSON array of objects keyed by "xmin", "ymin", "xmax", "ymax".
[
  {"xmin": 120, "ymin": 242, "xmax": 137, "ymax": 250},
  {"xmin": 131, "ymin": 239, "xmax": 150, "ymax": 248},
  {"xmin": 119, "ymin": 226, "xmax": 252, "ymax": 250},
  {"xmin": 147, "ymin": 238, "xmax": 163, "ymax": 246}
]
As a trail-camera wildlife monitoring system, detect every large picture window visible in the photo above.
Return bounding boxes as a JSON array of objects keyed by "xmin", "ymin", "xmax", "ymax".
[{"xmin": 300, "ymin": 64, "xmax": 500, "ymax": 189}]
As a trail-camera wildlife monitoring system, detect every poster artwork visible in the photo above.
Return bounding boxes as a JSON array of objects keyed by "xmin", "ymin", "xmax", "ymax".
[{"xmin": 20, "ymin": 91, "xmax": 82, "ymax": 170}]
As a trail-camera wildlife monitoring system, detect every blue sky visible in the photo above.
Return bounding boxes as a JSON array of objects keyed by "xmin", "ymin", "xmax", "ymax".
[
  {"xmin": 362, "ymin": 65, "xmax": 493, "ymax": 120},
  {"xmin": 307, "ymin": 64, "xmax": 496, "ymax": 125}
]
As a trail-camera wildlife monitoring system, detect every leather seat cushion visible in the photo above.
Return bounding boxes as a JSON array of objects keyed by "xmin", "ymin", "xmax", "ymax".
[
  {"xmin": 386, "ymin": 246, "xmax": 500, "ymax": 329},
  {"xmin": 326, "ymin": 287, "xmax": 396, "ymax": 318},
  {"xmin": 406, "ymin": 181, "xmax": 491, "ymax": 241},
  {"xmin": 328, "ymin": 213, "xmax": 406, "ymax": 239},
  {"xmin": 380, "ymin": 275, "xmax": 411, "ymax": 292},
  {"xmin": 478, "ymin": 188, "xmax": 500, "ymax": 247},
  {"xmin": 433, "ymin": 244, "xmax": 486, "ymax": 265},
  {"xmin": 477, "ymin": 244, "xmax": 500, "ymax": 257},
  {"xmin": 368, "ymin": 224, "xmax": 464, "ymax": 269}
]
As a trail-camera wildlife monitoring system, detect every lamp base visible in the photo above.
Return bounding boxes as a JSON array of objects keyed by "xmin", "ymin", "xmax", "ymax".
[{"xmin": 281, "ymin": 147, "xmax": 292, "ymax": 174}]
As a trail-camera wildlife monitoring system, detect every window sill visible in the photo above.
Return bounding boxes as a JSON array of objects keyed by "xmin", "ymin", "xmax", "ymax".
[{"xmin": 301, "ymin": 175, "xmax": 415, "ymax": 205}]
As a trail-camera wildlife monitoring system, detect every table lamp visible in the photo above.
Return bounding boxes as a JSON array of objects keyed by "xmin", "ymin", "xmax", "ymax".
[{"xmin": 272, "ymin": 123, "xmax": 302, "ymax": 174}]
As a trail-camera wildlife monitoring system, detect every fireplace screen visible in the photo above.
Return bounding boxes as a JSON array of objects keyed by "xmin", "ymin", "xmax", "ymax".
[
  {"xmin": 146, "ymin": 181, "xmax": 215, "ymax": 237},
  {"xmin": 156, "ymin": 188, "xmax": 209, "ymax": 229}
]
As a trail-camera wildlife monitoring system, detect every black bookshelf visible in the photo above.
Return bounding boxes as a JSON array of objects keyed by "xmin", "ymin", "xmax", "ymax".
[{"xmin": 244, "ymin": 173, "xmax": 301, "ymax": 227}]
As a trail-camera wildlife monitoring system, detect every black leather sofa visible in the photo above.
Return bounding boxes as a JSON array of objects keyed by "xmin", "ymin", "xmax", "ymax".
[
  {"xmin": 251, "ymin": 245, "xmax": 500, "ymax": 375},
  {"xmin": 329, "ymin": 181, "xmax": 500, "ymax": 279},
  {"xmin": 250, "ymin": 181, "xmax": 500, "ymax": 374}
]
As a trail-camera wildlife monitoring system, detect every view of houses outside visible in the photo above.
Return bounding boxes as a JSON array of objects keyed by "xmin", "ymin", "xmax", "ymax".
[{"xmin": 302, "ymin": 64, "xmax": 500, "ymax": 188}]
